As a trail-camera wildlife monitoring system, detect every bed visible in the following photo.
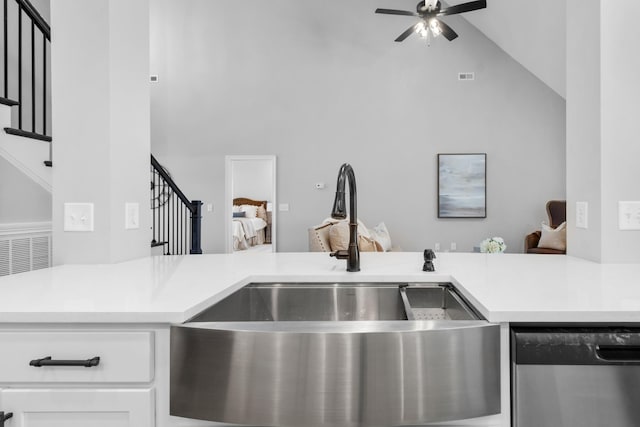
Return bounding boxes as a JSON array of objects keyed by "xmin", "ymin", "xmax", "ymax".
[{"xmin": 232, "ymin": 198, "xmax": 269, "ymax": 251}]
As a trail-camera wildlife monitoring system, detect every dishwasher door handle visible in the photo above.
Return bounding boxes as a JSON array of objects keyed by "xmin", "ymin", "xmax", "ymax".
[{"xmin": 595, "ymin": 345, "xmax": 640, "ymax": 362}]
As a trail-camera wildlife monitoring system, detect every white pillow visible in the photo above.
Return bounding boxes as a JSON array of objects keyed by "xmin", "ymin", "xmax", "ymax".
[
  {"xmin": 538, "ymin": 221, "xmax": 567, "ymax": 251},
  {"xmin": 240, "ymin": 204, "xmax": 258, "ymax": 218},
  {"xmin": 370, "ymin": 222, "xmax": 392, "ymax": 252},
  {"xmin": 232, "ymin": 205, "xmax": 242, "ymax": 213}
]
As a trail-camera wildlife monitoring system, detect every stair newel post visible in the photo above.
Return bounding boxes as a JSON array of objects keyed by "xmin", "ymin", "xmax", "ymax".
[{"xmin": 190, "ymin": 200, "xmax": 203, "ymax": 254}]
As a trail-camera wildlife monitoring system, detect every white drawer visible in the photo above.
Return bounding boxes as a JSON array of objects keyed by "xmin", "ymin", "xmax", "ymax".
[{"xmin": 0, "ymin": 331, "xmax": 154, "ymax": 383}]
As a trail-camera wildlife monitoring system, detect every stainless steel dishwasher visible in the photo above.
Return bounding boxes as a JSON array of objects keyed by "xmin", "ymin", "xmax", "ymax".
[{"xmin": 513, "ymin": 327, "xmax": 640, "ymax": 427}]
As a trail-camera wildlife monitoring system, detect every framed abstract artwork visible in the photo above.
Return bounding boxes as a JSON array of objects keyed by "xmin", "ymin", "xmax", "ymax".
[{"xmin": 437, "ymin": 153, "xmax": 486, "ymax": 218}]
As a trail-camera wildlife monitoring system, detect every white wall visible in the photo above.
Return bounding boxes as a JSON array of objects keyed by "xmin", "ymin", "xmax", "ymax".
[
  {"xmin": 232, "ymin": 160, "xmax": 273, "ymax": 203},
  {"xmin": 0, "ymin": 155, "xmax": 50, "ymax": 223},
  {"xmin": 51, "ymin": 0, "xmax": 151, "ymax": 264},
  {"xmin": 150, "ymin": 0, "xmax": 566, "ymax": 254},
  {"xmin": 567, "ymin": 0, "xmax": 640, "ymax": 263},
  {"xmin": 600, "ymin": 1, "xmax": 640, "ymax": 263}
]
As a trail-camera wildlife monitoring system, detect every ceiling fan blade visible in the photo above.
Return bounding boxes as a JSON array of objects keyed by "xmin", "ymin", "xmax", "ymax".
[
  {"xmin": 375, "ymin": 8, "xmax": 418, "ymax": 17},
  {"xmin": 438, "ymin": 0, "xmax": 486, "ymax": 16},
  {"xmin": 395, "ymin": 24, "xmax": 419, "ymax": 42},
  {"xmin": 437, "ymin": 20, "xmax": 458, "ymax": 41}
]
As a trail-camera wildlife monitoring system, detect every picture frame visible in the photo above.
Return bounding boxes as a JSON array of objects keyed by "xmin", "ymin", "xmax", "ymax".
[{"xmin": 437, "ymin": 153, "xmax": 486, "ymax": 218}]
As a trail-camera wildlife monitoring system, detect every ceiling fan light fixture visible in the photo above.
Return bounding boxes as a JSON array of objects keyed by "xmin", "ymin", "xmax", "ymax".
[
  {"xmin": 375, "ymin": 0, "xmax": 486, "ymax": 44},
  {"xmin": 415, "ymin": 21, "xmax": 428, "ymax": 38},
  {"xmin": 429, "ymin": 19, "xmax": 442, "ymax": 37}
]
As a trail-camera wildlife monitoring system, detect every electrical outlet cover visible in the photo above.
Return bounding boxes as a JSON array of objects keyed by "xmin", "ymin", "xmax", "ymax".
[
  {"xmin": 125, "ymin": 202, "xmax": 140, "ymax": 230},
  {"xmin": 576, "ymin": 201, "xmax": 588, "ymax": 229},
  {"xmin": 64, "ymin": 203, "xmax": 94, "ymax": 232},
  {"xmin": 619, "ymin": 201, "xmax": 640, "ymax": 230}
]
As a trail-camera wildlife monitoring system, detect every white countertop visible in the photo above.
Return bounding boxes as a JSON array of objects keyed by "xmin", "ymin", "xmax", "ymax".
[{"xmin": 0, "ymin": 252, "xmax": 639, "ymax": 324}]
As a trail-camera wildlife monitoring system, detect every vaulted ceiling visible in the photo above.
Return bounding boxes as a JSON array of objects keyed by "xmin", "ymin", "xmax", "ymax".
[{"xmin": 464, "ymin": 0, "xmax": 566, "ymax": 98}]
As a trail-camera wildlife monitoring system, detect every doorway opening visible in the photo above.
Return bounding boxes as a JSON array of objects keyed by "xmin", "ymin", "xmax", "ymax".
[{"xmin": 225, "ymin": 155, "xmax": 276, "ymax": 254}]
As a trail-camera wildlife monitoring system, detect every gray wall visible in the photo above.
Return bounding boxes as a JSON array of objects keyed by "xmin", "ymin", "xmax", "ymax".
[
  {"xmin": 232, "ymin": 159, "xmax": 273, "ymax": 202},
  {"xmin": 151, "ymin": 0, "xmax": 566, "ymax": 254},
  {"xmin": 0, "ymin": 155, "xmax": 51, "ymax": 223},
  {"xmin": 566, "ymin": 0, "xmax": 601, "ymax": 261}
]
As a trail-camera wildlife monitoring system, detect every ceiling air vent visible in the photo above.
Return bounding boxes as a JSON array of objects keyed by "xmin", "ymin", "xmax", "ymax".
[{"xmin": 458, "ymin": 72, "xmax": 475, "ymax": 81}]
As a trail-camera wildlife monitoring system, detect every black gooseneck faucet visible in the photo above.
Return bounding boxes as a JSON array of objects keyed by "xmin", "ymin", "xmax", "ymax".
[{"xmin": 329, "ymin": 163, "xmax": 360, "ymax": 272}]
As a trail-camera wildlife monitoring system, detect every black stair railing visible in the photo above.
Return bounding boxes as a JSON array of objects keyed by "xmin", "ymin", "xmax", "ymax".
[
  {"xmin": 1, "ymin": 0, "xmax": 51, "ymax": 145},
  {"xmin": 151, "ymin": 154, "xmax": 202, "ymax": 255}
]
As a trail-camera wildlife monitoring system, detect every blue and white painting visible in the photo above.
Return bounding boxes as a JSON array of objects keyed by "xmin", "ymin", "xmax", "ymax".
[{"xmin": 438, "ymin": 154, "xmax": 486, "ymax": 218}]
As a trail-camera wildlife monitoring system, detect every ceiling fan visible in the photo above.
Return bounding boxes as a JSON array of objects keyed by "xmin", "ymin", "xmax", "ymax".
[{"xmin": 375, "ymin": 0, "xmax": 487, "ymax": 43}]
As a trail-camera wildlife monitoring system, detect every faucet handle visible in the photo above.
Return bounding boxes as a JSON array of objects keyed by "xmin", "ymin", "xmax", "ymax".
[
  {"xmin": 330, "ymin": 250, "xmax": 349, "ymax": 260},
  {"xmin": 423, "ymin": 249, "xmax": 436, "ymax": 272},
  {"xmin": 424, "ymin": 249, "xmax": 436, "ymax": 261}
]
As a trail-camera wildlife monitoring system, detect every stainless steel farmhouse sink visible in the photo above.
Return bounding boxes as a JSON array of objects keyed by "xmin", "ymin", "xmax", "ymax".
[{"xmin": 170, "ymin": 283, "xmax": 500, "ymax": 427}]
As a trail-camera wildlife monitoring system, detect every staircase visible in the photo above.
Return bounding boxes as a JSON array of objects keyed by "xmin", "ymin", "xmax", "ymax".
[
  {"xmin": 0, "ymin": 0, "xmax": 202, "ymax": 260},
  {"xmin": 150, "ymin": 155, "xmax": 202, "ymax": 255},
  {"xmin": 0, "ymin": 0, "xmax": 51, "ymax": 192}
]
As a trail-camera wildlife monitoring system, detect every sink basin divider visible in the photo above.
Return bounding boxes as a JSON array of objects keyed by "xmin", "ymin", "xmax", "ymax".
[{"xmin": 399, "ymin": 285, "xmax": 416, "ymax": 320}]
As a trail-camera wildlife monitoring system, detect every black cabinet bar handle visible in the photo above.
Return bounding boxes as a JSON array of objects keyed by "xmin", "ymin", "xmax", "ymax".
[
  {"xmin": 29, "ymin": 356, "xmax": 100, "ymax": 367},
  {"xmin": 0, "ymin": 411, "xmax": 13, "ymax": 426},
  {"xmin": 596, "ymin": 345, "xmax": 640, "ymax": 362}
]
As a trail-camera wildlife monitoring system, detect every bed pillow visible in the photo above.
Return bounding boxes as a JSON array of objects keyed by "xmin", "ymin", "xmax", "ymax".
[
  {"xmin": 369, "ymin": 222, "xmax": 392, "ymax": 252},
  {"xmin": 240, "ymin": 204, "xmax": 258, "ymax": 218},
  {"xmin": 257, "ymin": 205, "xmax": 268, "ymax": 221},
  {"xmin": 233, "ymin": 212, "xmax": 246, "ymax": 218},
  {"xmin": 232, "ymin": 205, "xmax": 242, "ymax": 213},
  {"xmin": 538, "ymin": 221, "xmax": 567, "ymax": 251}
]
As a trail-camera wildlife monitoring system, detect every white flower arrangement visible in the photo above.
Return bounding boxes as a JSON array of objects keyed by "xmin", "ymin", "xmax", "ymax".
[{"xmin": 480, "ymin": 237, "xmax": 506, "ymax": 253}]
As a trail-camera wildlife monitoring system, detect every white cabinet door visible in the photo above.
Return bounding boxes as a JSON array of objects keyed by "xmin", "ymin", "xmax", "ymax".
[{"xmin": 0, "ymin": 388, "xmax": 153, "ymax": 427}]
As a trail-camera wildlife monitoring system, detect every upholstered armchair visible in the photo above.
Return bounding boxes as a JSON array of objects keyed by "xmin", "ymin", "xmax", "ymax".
[{"xmin": 525, "ymin": 200, "xmax": 567, "ymax": 254}]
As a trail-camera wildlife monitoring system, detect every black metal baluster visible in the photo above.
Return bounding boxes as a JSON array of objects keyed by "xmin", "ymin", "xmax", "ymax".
[
  {"xmin": 173, "ymin": 194, "xmax": 176, "ymax": 255},
  {"xmin": 165, "ymin": 182, "xmax": 169, "ymax": 255},
  {"xmin": 185, "ymin": 205, "xmax": 188, "ymax": 254},
  {"xmin": 42, "ymin": 33, "xmax": 45, "ymax": 135},
  {"xmin": 182, "ymin": 202, "xmax": 184, "ymax": 254},
  {"xmin": 3, "ymin": 0, "xmax": 7, "ymax": 98},
  {"xmin": 17, "ymin": 3, "xmax": 21, "ymax": 128},
  {"xmin": 153, "ymin": 168, "xmax": 156, "ymax": 244},
  {"xmin": 30, "ymin": 19, "xmax": 34, "ymax": 132},
  {"xmin": 171, "ymin": 194, "xmax": 174, "ymax": 255},
  {"xmin": 182, "ymin": 203, "xmax": 185, "ymax": 253}
]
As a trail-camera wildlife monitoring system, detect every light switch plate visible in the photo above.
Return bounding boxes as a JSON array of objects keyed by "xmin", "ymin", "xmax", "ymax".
[
  {"xmin": 279, "ymin": 203, "xmax": 290, "ymax": 212},
  {"xmin": 576, "ymin": 201, "xmax": 588, "ymax": 229},
  {"xmin": 64, "ymin": 203, "xmax": 94, "ymax": 232},
  {"xmin": 125, "ymin": 202, "xmax": 140, "ymax": 230},
  {"xmin": 619, "ymin": 201, "xmax": 640, "ymax": 230}
]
